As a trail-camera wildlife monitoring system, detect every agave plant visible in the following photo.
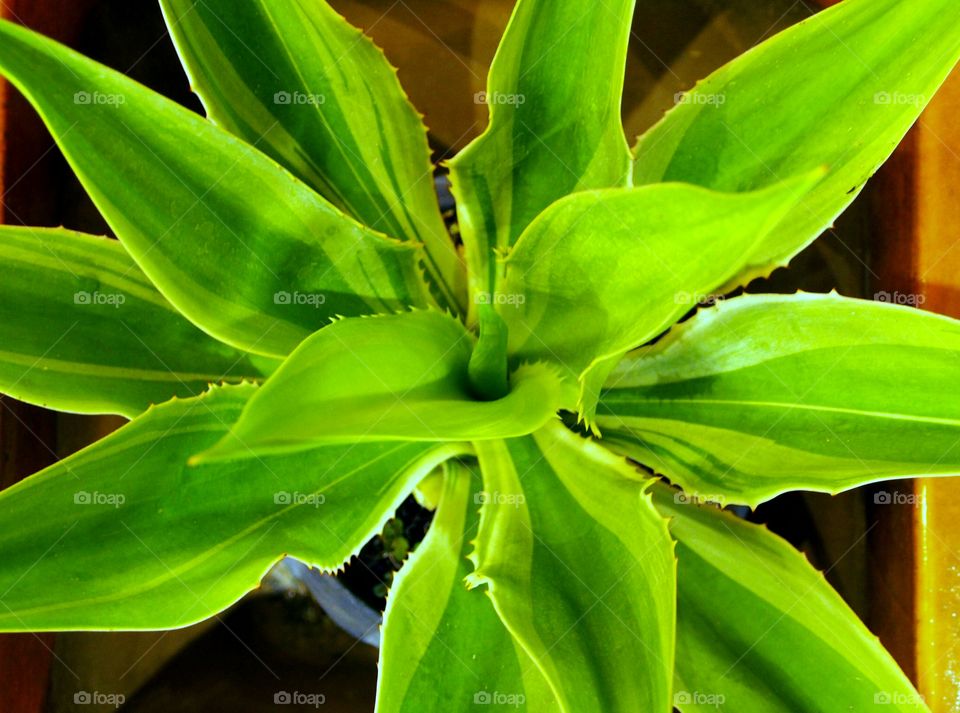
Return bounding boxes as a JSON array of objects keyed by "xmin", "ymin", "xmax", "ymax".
[{"xmin": 0, "ymin": 0, "xmax": 958, "ymax": 710}]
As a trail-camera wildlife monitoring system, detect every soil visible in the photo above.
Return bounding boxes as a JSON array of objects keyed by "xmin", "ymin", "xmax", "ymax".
[{"xmin": 338, "ymin": 496, "xmax": 434, "ymax": 611}]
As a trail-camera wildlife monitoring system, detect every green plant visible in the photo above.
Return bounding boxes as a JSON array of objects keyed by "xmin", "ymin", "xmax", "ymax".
[{"xmin": 0, "ymin": 0, "xmax": 957, "ymax": 710}]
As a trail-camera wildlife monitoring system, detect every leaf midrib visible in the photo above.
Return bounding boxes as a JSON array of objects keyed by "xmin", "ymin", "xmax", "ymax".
[
  {"xmin": 602, "ymin": 397, "xmax": 960, "ymax": 428},
  {"xmin": 0, "ymin": 349, "xmax": 254, "ymax": 384}
]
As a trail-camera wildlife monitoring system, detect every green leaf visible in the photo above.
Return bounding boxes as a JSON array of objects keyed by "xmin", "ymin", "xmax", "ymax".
[
  {"xmin": 499, "ymin": 174, "xmax": 821, "ymax": 420},
  {"xmin": 633, "ymin": 0, "xmax": 960, "ymax": 286},
  {"xmin": 197, "ymin": 311, "xmax": 571, "ymax": 461},
  {"xmin": 377, "ymin": 461, "xmax": 557, "ymax": 712},
  {"xmin": 0, "ymin": 18, "xmax": 428, "ymax": 358},
  {"xmin": 598, "ymin": 293, "xmax": 960, "ymax": 508},
  {"xmin": 467, "ymin": 303, "xmax": 510, "ymax": 401},
  {"xmin": 0, "ymin": 384, "xmax": 464, "ymax": 631},
  {"xmin": 160, "ymin": 0, "xmax": 465, "ymax": 314},
  {"xmin": 448, "ymin": 0, "xmax": 636, "ymax": 305},
  {"xmin": 0, "ymin": 226, "xmax": 264, "ymax": 417},
  {"xmin": 651, "ymin": 484, "xmax": 929, "ymax": 712},
  {"xmin": 471, "ymin": 426, "xmax": 676, "ymax": 713}
]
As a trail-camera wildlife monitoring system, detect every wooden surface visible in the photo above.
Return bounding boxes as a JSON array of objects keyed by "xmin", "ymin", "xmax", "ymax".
[
  {"xmin": 870, "ymin": 70, "xmax": 960, "ymax": 711},
  {"xmin": 903, "ymin": 71, "xmax": 960, "ymax": 713}
]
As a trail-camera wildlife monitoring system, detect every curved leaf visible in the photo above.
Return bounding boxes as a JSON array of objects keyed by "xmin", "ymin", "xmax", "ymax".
[
  {"xmin": 499, "ymin": 174, "xmax": 821, "ymax": 420},
  {"xmin": 377, "ymin": 462, "xmax": 557, "ymax": 712},
  {"xmin": 598, "ymin": 293, "xmax": 960, "ymax": 507},
  {"xmin": 160, "ymin": 0, "xmax": 465, "ymax": 313},
  {"xmin": 449, "ymin": 0, "xmax": 636, "ymax": 305},
  {"xmin": 633, "ymin": 0, "xmax": 960, "ymax": 286},
  {"xmin": 0, "ymin": 384, "xmax": 464, "ymax": 630},
  {"xmin": 652, "ymin": 484, "xmax": 928, "ymax": 712},
  {"xmin": 471, "ymin": 426, "xmax": 676, "ymax": 713},
  {"xmin": 0, "ymin": 18, "xmax": 428, "ymax": 358},
  {"xmin": 0, "ymin": 226, "xmax": 263, "ymax": 417},
  {"xmin": 198, "ymin": 311, "xmax": 572, "ymax": 461}
]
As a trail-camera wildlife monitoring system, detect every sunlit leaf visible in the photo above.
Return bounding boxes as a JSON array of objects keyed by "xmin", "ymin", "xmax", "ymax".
[
  {"xmin": 471, "ymin": 425, "xmax": 675, "ymax": 713},
  {"xmin": 0, "ymin": 226, "xmax": 263, "ymax": 417},
  {"xmin": 160, "ymin": 0, "xmax": 465, "ymax": 312},
  {"xmin": 377, "ymin": 462, "xmax": 557, "ymax": 712},
  {"xmin": 634, "ymin": 0, "xmax": 960, "ymax": 286},
  {"xmin": 198, "ymin": 310, "xmax": 572, "ymax": 461},
  {"xmin": 652, "ymin": 484, "xmax": 929, "ymax": 712},
  {"xmin": 598, "ymin": 293, "xmax": 960, "ymax": 507},
  {"xmin": 499, "ymin": 174, "xmax": 821, "ymax": 421},
  {"xmin": 0, "ymin": 384, "xmax": 463, "ymax": 630},
  {"xmin": 449, "ymin": 0, "xmax": 636, "ymax": 304},
  {"xmin": 0, "ymin": 18, "xmax": 428, "ymax": 358}
]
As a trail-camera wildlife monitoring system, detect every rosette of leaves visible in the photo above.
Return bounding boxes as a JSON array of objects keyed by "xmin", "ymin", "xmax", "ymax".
[{"xmin": 0, "ymin": 1, "xmax": 957, "ymax": 711}]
